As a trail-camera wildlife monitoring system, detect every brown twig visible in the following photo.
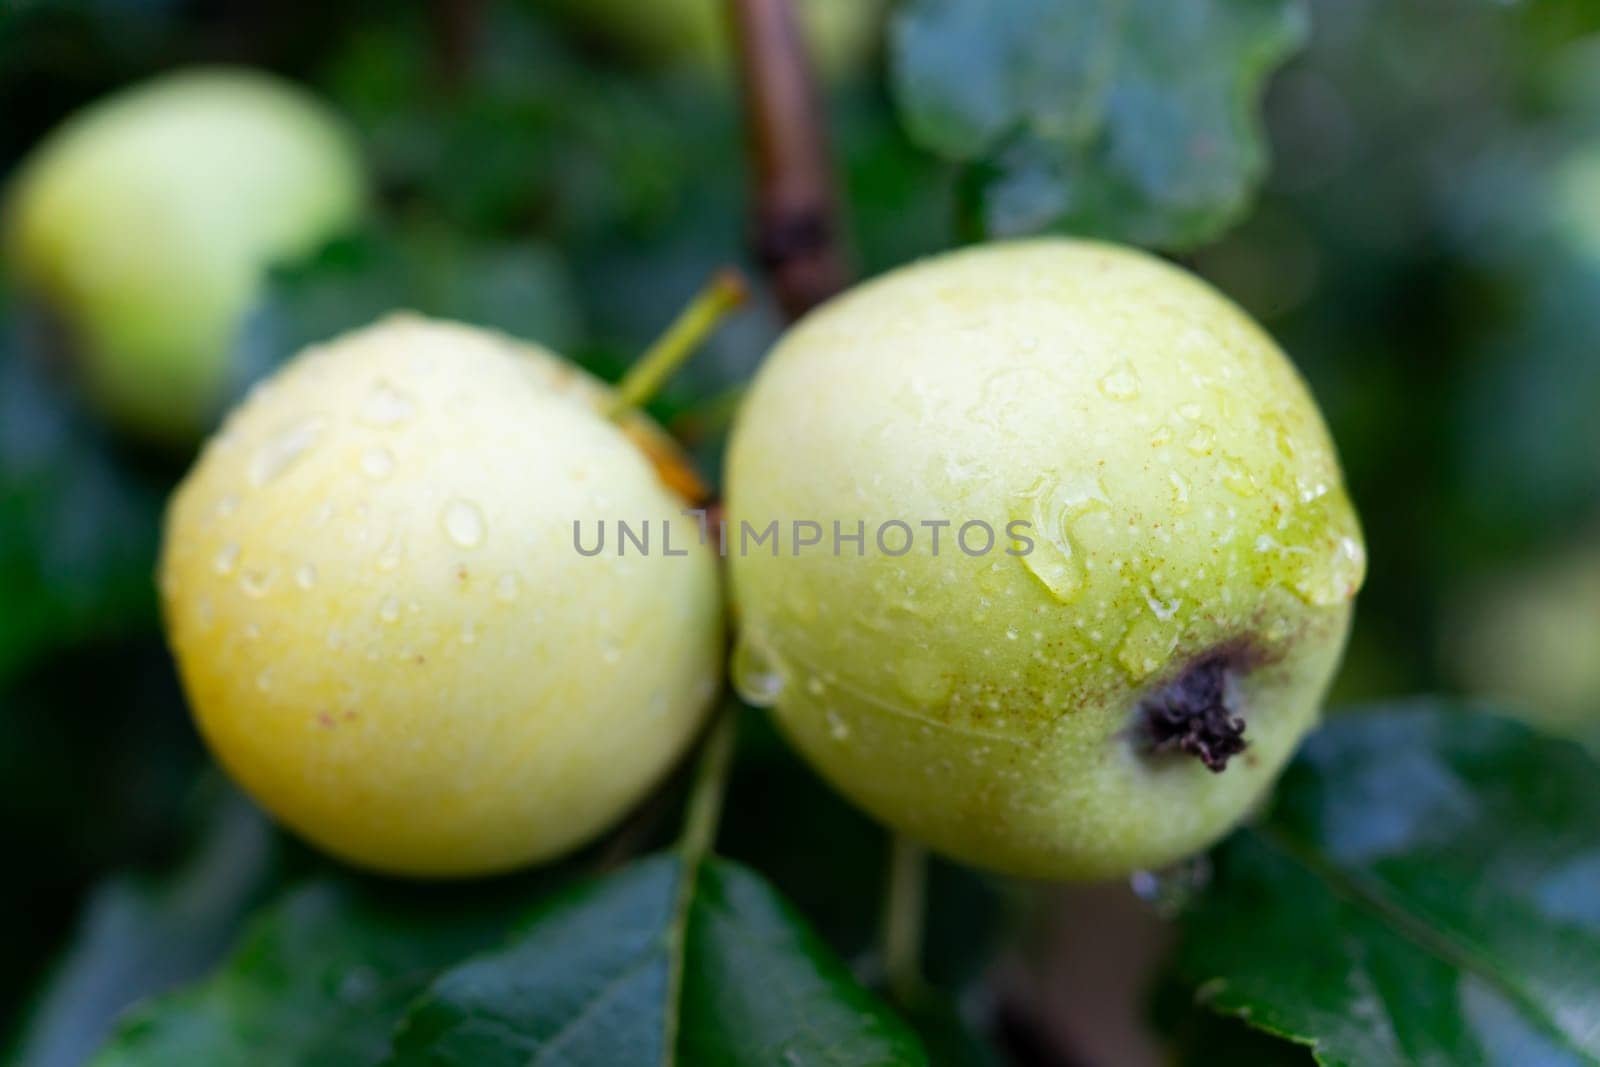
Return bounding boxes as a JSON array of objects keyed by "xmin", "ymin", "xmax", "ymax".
[
  {"xmin": 725, "ymin": 0, "xmax": 853, "ymax": 321},
  {"xmin": 428, "ymin": 0, "xmax": 482, "ymax": 92}
]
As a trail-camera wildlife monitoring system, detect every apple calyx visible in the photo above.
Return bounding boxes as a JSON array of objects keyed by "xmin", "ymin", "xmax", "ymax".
[{"xmin": 1139, "ymin": 653, "xmax": 1250, "ymax": 773}]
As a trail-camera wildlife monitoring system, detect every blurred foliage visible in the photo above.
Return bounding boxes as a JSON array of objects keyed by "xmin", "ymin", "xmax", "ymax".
[
  {"xmin": 1, "ymin": 0, "xmax": 1599, "ymax": 1063},
  {"xmin": 1192, "ymin": 0, "xmax": 1600, "ymax": 704},
  {"xmin": 0, "ymin": 298, "xmax": 168, "ymax": 683},
  {"xmin": 890, "ymin": 0, "xmax": 1308, "ymax": 248},
  {"xmin": 12, "ymin": 791, "xmax": 277, "ymax": 1067}
]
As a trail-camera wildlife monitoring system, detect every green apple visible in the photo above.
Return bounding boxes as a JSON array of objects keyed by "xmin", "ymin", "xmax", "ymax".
[
  {"xmin": 537, "ymin": 0, "xmax": 884, "ymax": 80},
  {"xmin": 159, "ymin": 315, "xmax": 723, "ymax": 877},
  {"xmin": 1451, "ymin": 545, "xmax": 1600, "ymax": 740},
  {"xmin": 5, "ymin": 68, "xmax": 365, "ymax": 444},
  {"xmin": 725, "ymin": 239, "xmax": 1365, "ymax": 881}
]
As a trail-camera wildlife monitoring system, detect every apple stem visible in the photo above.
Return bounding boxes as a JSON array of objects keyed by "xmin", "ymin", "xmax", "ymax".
[
  {"xmin": 607, "ymin": 269, "xmax": 749, "ymax": 419},
  {"xmin": 677, "ymin": 700, "xmax": 742, "ymax": 864},
  {"xmin": 881, "ymin": 834, "xmax": 930, "ymax": 1008}
]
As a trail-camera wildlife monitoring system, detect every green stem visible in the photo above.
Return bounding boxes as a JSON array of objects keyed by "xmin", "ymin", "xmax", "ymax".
[
  {"xmin": 678, "ymin": 701, "xmax": 742, "ymax": 863},
  {"xmin": 662, "ymin": 701, "xmax": 742, "ymax": 1057},
  {"xmin": 607, "ymin": 269, "xmax": 749, "ymax": 419},
  {"xmin": 882, "ymin": 834, "xmax": 929, "ymax": 1007}
]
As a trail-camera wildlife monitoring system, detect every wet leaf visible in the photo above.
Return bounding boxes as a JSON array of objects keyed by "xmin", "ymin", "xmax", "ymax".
[
  {"xmin": 389, "ymin": 853, "xmax": 926, "ymax": 1066},
  {"xmin": 1177, "ymin": 701, "xmax": 1600, "ymax": 1066},
  {"xmin": 890, "ymin": 0, "xmax": 1307, "ymax": 247}
]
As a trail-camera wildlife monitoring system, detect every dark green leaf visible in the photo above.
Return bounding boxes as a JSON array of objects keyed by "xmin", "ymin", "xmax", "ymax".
[
  {"xmin": 390, "ymin": 853, "xmax": 927, "ymax": 1066},
  {"xmin": 0, "ymin": 639, "xmax": 205, "ymax": 1031},
  {"xmin": 11, "ymin": 792, "xmax": 276, "ymax": 1067},
  {"xmin": 1151, "ymin": 975, "xmax": 1313, "ymax": 1066},
  {"xmin": 889, "ymin": 0, "xmax": 1307, "ymax": 248},
  {"xmin": 0, "ymin": 307, "xmax": 167, "ymax": 683},
  {"xmin": 92, "ymin": 873, "xmax": 546, "ymax": 1067},
  {"xmin": 1177, "ymin": 702, "xmax": 1600, "ymax": 1066}
]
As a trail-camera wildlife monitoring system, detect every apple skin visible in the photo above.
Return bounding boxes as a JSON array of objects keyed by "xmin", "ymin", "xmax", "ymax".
[
  {"xmin": 4, "ymin": 68, "xmax": 366, "ymax": 445},
  {"xmin": 725, "ymin": 239, "xmax": 1365, "ymax": 881},
  {"xmin": 159, "ymin": 316, "xmax": 723, "ymax": 877},
  {"xmin": 538, "ymin": 0, "xmax": 883, "ymax": 80}
]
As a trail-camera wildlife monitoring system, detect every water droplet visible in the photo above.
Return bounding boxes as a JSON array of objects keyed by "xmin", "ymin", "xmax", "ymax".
[
  {"xmin": 255, "ymin": 668, "xmax": 273, "ymax": 692},
  {"xmin": 360, "ymin": 446, "xmax": 395, "ymax": 480},
  {"xmin": 495, "ymin": 573, "xmax": 520, "ymax": 603},
  {"xmin": 1144, "ymin": 590, "xmax": 1182, "ymax": 622},
  {"xmin": 295, "ymin": 563, "xmax": 318, "ymax": 590},
  {"xmin": 1013, "ymin": 475, "xmax": 1109, "ymax": 603},
  {"xmin": 826, "ymin": 709, "xmax": 851, "ymax": 741},
  {"xmin": 250, "ymin": 417, "xmax": 323, "ymax": 486},
  {"xmin": 1131, "ymin": 855, "xmax": 1212, "ymax": 918},
  {"xmin": 895, "ymin": 656, "xmax": 952, "ymax": 708},
  {"xmin": 1098, "ymin": 360, "xmax": 1140, "ymax": 400},
  {"xmin": 1183, "ymin": 425, "xmax": 1216, "ymax": 456},
  {"xmin": 375, "ymin": 528, "xmax": 405, "ymax": 572},
  {"xmin": 240, "ymin": 568, "xmax": 273, "ymax": 598},
  {"xmin": 1266, "ymin": 411, "xmax": 1299, "ymax": 459},
  {"xmin": 442, "ymin": 499, "xmax": 486, "ymax": 548},
  {"xmin": 215, "ymin": 495, "xmax": 239, "ymax": 519},
  {"xmin": 731, "ymin": 636, "xmax": 787, "ymax": 707},
  {"xmin": 1220, "ymin": 456, "xmax": 1257, "ymax": 497},
  {"xmin": 460, "ymin": 622, "xmax": 480, "ymax": 646},
  {"xmin": 309, "ymin": 500, "xmax": 335, "ymax": 530},
  {"xmin": 212, "ymin": 542, "xmax": 240, "ymax": 576},
  {"xmin": 378, "ymin": 597, "xmax": 401, "ymax": 624},
  {"xmin": 358, "ymin": 381, "xmax": 416, "ymax": 427},
  {"xmin": 1117, "ymin": 618, "xmax": 1180, "ymax": 682},
  {"xmin": 1295, "ymin": 534, "xmax": 1367, "ymax": 607},
  {"xmin": 1169, "ymin": 471, "xmax": 1191, "ymax": 511}
]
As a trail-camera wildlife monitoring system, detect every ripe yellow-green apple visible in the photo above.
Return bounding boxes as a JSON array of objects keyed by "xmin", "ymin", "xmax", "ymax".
[
  {"xmin": 159, "ymin": 316, "xmax": 722, "ymax": 877},
  {"xmin": 536, "ymin": 0, "xmax": 883, "ymax": 80},
  {"xmin": 4, "ymin": 68, "xmax": 365, "ymax": 444},
  {"xmin": 725, "ymin": 240, "xmax": 1366, "ymax": 881},
  {"xmin": 1451, "ymin": 545, "xmax": 1600, "ymax": 740}
]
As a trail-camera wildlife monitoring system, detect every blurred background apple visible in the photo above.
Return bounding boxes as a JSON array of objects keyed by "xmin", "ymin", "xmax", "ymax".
[{"xmin": 4, "ymin": 68, "xmax": 366, "ymax": 446}]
